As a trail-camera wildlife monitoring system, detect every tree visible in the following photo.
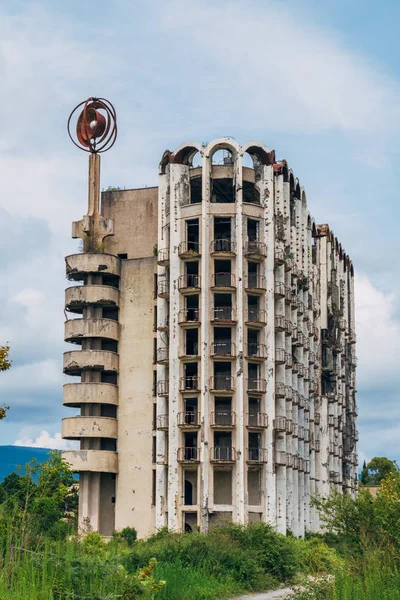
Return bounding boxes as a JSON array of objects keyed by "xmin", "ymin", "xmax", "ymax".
[
  {"xmin": 360, "ymin": 460, "xmax": 369, "ymax": 486},
  {"xmin": 366, "ymin": 457, "xmax": 398, "ymax": 486},
  {"xmin": 0, "ymin": 344, "xmax": 11, "ymax": 419}
]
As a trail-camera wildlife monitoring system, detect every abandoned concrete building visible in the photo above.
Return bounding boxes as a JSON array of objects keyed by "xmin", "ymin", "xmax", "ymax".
[{"xmin": 62, "ymin": 138, "xmax": 358, "ymax": 538}]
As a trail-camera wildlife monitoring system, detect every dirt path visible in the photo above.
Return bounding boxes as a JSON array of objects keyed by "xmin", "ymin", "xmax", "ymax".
[{"xmin": 230, "ymin": 588, "xmax": 294, "ymax": 600}]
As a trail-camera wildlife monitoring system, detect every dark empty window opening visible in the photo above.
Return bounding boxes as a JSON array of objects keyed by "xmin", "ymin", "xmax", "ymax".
[
  {"xmin": 211, "ymin": 178, "xmax": 235, "ymax": 203},
  {"xmin": 214, "ymin": 293, "xmax": 232, "ymax": 308},
  {"xmin": 190, "ymin": 176, "xmax": 202, "ymax": 204},
  {"xmin": 101, "ymin": 372, "xmax": 118, "ymax": 385},
  {"xmin": 243, "ymin": 181, "xmax": 260, "ymax": 205},
  {"xmin": 152, "ymin": 470, "xmax": 156, "ymax": 506},
  {"xmin": 186, "ymin": 219, "xmax": 200, "ymax": 249},
  {"xmin": 101, "ymin": 404, "xmax": 117, "ymax": 418},
  {"xmin": 117, "ymin": 253, "xmax": 128, "ymax": 260},
  {"xmin": 101, "ymin": 340, "xmax": 118, "ymax": 353},
  {"xmin": 247, "ymin": 329, "xmax": 259, "ymax": 356},
  {"xmin": 215, "ymin": 397, "xmax": 232, "ymax": 425},
  {"xmin": 101, "ymin": 439, "xmax": 116, "ymax": 451},
  {"xmin": 247, "ymin": 219, "xmax": 259, "ymax": 241},
  {"xmin": 152, "ymin": 437, "xmax": 156, "ymax": 463},
  {"xmin": 102, "ymin": 307, "xmax": 119, "ymax": 321},
  {"xmin": 186, "ymin": 328, "xmax": 199, "ymax": 356},
  {"xmin": 214, "ymin": 259, "xmax": 232, "ymax": 287},
  {"xmin": 213, "ymin": 327, "xmax": 232, "ymax": 356},
  {"xmin": 214, "ymin": 217, "xmax": 232, "ymax": 240},
  {"xmin": 248, "ymin": 262, "xmax": 259, "ymax": 287}
]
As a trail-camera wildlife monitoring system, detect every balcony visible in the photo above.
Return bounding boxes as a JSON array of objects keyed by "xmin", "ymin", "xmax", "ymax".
[
  {"xmin": 291, "ymin": 295, "xmax": 298, "ymax": 309},
  {"xmin": 286, "ymin": 419, "xmax": 294, "ymax": 435},
  {"xmin": 246, "ymin": 378, "xmax": 266, "ymax": 394},
  {"xmin": 292, "ymin": 391, "xmax": 299, "ymax": 405},
  {"xmin": 178, "ymin": 308, "xmax": 200, "ymax": 326},
  {"xmin": 157, "ymin": 380, "xmax": 169, "ymax": 396},
  {"xmin": 298, "ymin": 426, "xmax": 305, "ymax": 440},
  {"xmin": 65, "ymin": 285, "xmax": 119, "ymax": 313},
  {"xmin": 178, "ymin": 274, "xmax": 201, "ymax": 293},
  {"xmin": 158, "ymin": 316, "xmax": 169, "ymax": 332},
  {"xmin": 210, "ymin": 342, "xmax": 236, "ymax": 359},
  {"xmin": 276, "ymin": 382, "xmax": 286, "ymax": 398},
  {"xmin": 286, "ymin": 385, "xmax": 293, "ymax": 400},
  {"xmin": 286, "ymin": 454, "xmax": 294, "ymax": 468},
  {"xmin": 245, "ymin": 275, "xmax": 266, "ymax": 293},
  {"xmin": 314, "ymin": 413, "xmax": 321, "ymax": 425},
  {"xmin": 297, "ymin": 300, "xmax": 305, "ymax": 315},
  {"xmin": 285, "ymin": 319, "xmax": 293, "ymax": 336},
  {"xmin": 210, "ymin": 239, "xmax": 236, "ymax": 257},
  {"xmin": 275, "ymin": 315, "xmax": 286, "ymax": 331},
  {"xmin": 275, "ymin": 282, "xmax": 286, "ymax": 298},
  {"xmin": 285, "ymin": 286, "xmax": 292, "ymax": 303},
  {"xmin": 63, "ymin": 382, "xmax": 118, "ymax": 407},
  {"xmin": 245, "ymin": 308, "xmax": 266, "ymax": 327},
  {"xmin": 275, "ymin": 451, "xmax": 287, "ymax": 466},
  {"xmin": 292, "ymin": 326, "xmax": 298, "ymax": 342},
  {"xmin": 304, "ymin": 429, "xmax": 310, "ymax": 443},
  {"xmin": 309, "ymin": 351, "xmax": 316, "ymax": 364},
  {"xmin": 65, "ymin": 253, "xmax": 120, "ymax": 281},
  {"xmin": 211, "ymin": 411, "xmax": 236, "ymax": 428},
  {"xmin": 178, "ymin": 241, "xmax": 201, "ymax": 259},
  {"xmin": 179, "ymin": 376, "xmax": 199, "ymax": 393},
  {"xmin": 209, "ymin": 376, "xmax": 234, "ymax": 393},
  {"xmin": 297, "ymin": 363, "xmax": 305, "ymax": 378},
  {"xmin": 304, "ymin": 367, "xmax": 310, "ymax": 380},
  {"xmin": 244, "ymin": 241, "xmax": 267, "ymax": 260},
  {"xmin": 315, "ymin": 440, "xmax": 320, "ymax": 452},
  {"xmin": 292, "ymin": 361, "xmax": 299, "ymax": 374},
  {"xmin": 247, "ymin": 448, "xmax": 267, "ymax": 463},
  {"xmin": 285, "ymin": 353, "xmax": 293, "ymax": 369},
  {"xmin": 303, "ymin": 337, "xmax": 310, "ymax": 350},
  {"xmin": 349, "ymin": 330, "xmax": 357, "ymax": 344},
  {"xmin": 247, "ymin": 412, "xmax": 268, "ymax": 429},
  {"xmin": 291, "ymin": 263, "xmax": 298, "ymax": 278},
  {"xmin": 157, "ymin": 414, "xmax": 169, "ymax": 430},
  {"xmin": 338, "ymin": 318, "xmax": 347, "ymax": 332},
  {"xmin": 62, "ymin": 416, "xmax": 117, "ymax": 440},
  {"xmin": 158, "ymin": 279, "xmax": 170, "ymax": 299},
  {"xmin": 245, "ymin": 343, "xmax": 267, "ymax": 360},
  {"xmin": 63, "ymin": 350, "xmax": 118, "ymax": 376},
  {"xmin": 64, "ymin": 318, "xmax": 119, "ymax": 344},
  {"xmin": 63, "ymin": 449, "xmax": 118, "ymax": 473},
  {"xmin": 177, "ymin": 412, "xmax": 201, "ymax": 429},
  {"xmin": 285, "ymin": 257, "xmax": 294, "ymax": 272},
  {"xmin": 178, "ymin": 447, "xmax": 200, "ymax": 463},
  {"xmin": 157, "ymin": 248, "xmax": 170, "ymax": 266},
  {"xmin": 210, "ymin": 446, "xmax": 236, "ymax": 463},
  {"xmin": 274, "ymin": 416, "xmax": 286, "ymax": 432},
  {"xmin": 298, "ymin": 395, "xmax": 305, "ymax": 409},
  {"xmin": 275, "ymin": 348, "xmax": 286, "ymax": 365},
  {"xmin": 274, "ymin": 249, "xmax": 284, "ymax": 266},
  {"xmin": 211, "ymin": 306, "xmax": 237, "ymax": 324},
  {"xmin": 292, "ymin": 424, "xmax": 298, "ymax": 438},
  {"xmin": 157, "ymin": 347, "xmax": 169, "ymax": 364},
  {"xmin": 211, "ymin": 272, "xmax": 236, "ymax": 291},
  {"xmin": 313, "ymin": 325, "xmax": 319, "ymax": 340}
]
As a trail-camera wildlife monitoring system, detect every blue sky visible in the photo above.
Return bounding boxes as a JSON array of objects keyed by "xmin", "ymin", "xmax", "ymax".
[{"xmin": 0, "ymin": 0, "xmax": 399, "ymax": 465}]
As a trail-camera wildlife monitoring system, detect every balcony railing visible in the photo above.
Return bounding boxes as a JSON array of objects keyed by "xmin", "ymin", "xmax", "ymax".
[
  {"xmin": 157, "ymin": 380, "xmax": 169, "ymax": 396},
  {"xmin": 157, "ymin": 414, "xmax": 169, "ymax": 430},
  {"xmin": 275, "ymin": 282, "xmax": 286, "ymax": 298},
  {"xmin": 304, "ymin": 367, "xmax": 310, "ymax": 380},
  {"xmin": 178, "ymin": 308, "xmax": 200, "ymax": 325},
  {"xmin": 157, "ymin": 248, "xmax": 170, "ymax": 266},
  {"xmin": 286, "ymin": 385, "xmax": 293, "ymax": 400},
  {"xmin": 286, "ymin": 419, "xmax": 294, "ymax": 435},
  {"xmin": 245, "ymin": 275, "xmax": 266, "ymax": 291},
  {"xmin": 285, "ymin": 319, "xmax": 293, "ymax": 336},
  {"xmin": 244, "ymin": 241, "xmax": 267, "ymax": 258},
  {"xmin": 298, "ymin": 426, "xmax": 305, "ymax": 440},
  {"xmin": 211, "ymin": 306, "xmax": 237, "ymax": 323},
  {"xmin": 275, "ymin": 451, "xmax": 287, "ymax": 466},
  {"xmin": 179, "ymin": 376, "xmax": 199, "ymax": 392},
  {"xmin": 275, "ymin": 348, "xmax": 286, "ymax": 364},
  {"xmin": 274, "ymin": 416, "xmax": 286, "ymax": 431},
  {"xmin": 246, "ymin": 378, "xmax": 266, "ymax": 393},
  {"xmin": 309, "ymin": 351, "xmax": 316, "ymax": 364},
  {"xmin": 157, "ymin": 347, "xmax": 169, "ymax": 364},
  {"xmin": 211, "ymin": 272, "xmax": 236, "ymax": 289},
  {"xmin": 209, "ymin": 376, "xmax": 234, "ymax": 392},
  {"xmin": 298, "ymin": 395, "xmax": 305, "ymax": 409},
  {"xmin": 158, "ymin": 279, "xmax": 169, "ymax": 298},
  {"xmin": 292, "ymin": 391, "xmax": 299, "ymax": 405},
  {"xmin": 246, "ymin": 343, "xmax": 267, "ymax": 359},
  {"xmin": 297, "ymin": 363, "xmax": 305, "ymax": 378},
  {"xmin": 178, "ymin": 240, "xmax": 201, "ymax": 258},
  {"xmin": 178, "ymin": 274, "xmax": 201, "ymax": 291},
  {"xmin": 211, "ymin": 411, "xmax": 236, "ymax": 427},
  {"xmin": 247, "ymin": 448, "xmax": 267, "ymax": 463},
  {"xmin": 246, "ymin": 308, "xmax": 267, "ymax": 325},
  {"xmin": 275, "ymin": 249, "xmax": 284, "ymax": 265},
  {"xmin": 210, "ymin": 239, "xmax": 236, "ymax": 255},
  {"xmin": 276, "ymin": 382, "xmax": 286, "ymax": 398},
  {"xmin": 247, "ymin": 412, "xmax": 268, "ymax": 428},
  {"xmin": 285, "ymin": 286, "xmax": 292, "ymax": 303},
  {"xmin": 315, "ymin": 440, "xmax": 320, "ymax": 452},
  {"xmin": 285, "ymin": 352, "xmax": 293, "ymax": 368},
  {"xmin": 210, "ymin": 446, "xmax": 236, "ymax": 462},
  {"xmin": 178, "ymin": 447, "xmax": 200, "ymax": 462},
  {"xmin": 178, "ymin": 412, "xmax": 201, "ymax": 427},
  {"xmin": 275, "ymin": 315, "xmax": 286, "ymax": 331},
  {"xmin": 210, "ymin": 341, "xmax": 236, "ymax": 358},
  {"xmin": 297, "ymin": 300, "xmax": 305, "ymax": 315}
]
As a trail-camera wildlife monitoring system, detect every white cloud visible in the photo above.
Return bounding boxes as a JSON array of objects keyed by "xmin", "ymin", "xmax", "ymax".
[
  {"xmin": 355, "ymin": 273, "xmax": 400, "ymax": 390},
  {"xmin": 13, "ymin": 428, "xmax": 78, "ymax": 450}
]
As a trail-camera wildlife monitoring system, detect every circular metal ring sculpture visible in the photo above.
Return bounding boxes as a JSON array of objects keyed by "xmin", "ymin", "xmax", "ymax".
[{"xmin": 67, "ymin": 97, "xmax": 117, "ymax": 153}]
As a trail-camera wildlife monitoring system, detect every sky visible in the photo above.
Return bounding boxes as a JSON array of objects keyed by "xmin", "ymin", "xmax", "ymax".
[{"xmin": 0, "ymin": 0, "xmax": 399, "ymax": 465}]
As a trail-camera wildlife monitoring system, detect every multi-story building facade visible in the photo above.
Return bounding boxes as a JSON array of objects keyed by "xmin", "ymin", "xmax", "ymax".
[{"xmin": 62, "ymin": 138, "xmax": 358, "ymax": 538}]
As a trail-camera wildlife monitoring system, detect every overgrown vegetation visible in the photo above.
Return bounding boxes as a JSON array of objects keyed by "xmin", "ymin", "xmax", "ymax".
[
  {"xmin": 2, "ymin": 454, "xmax": 400, "ymax": 599},
  {"xmin": 0, "ymin": 343, "xmax": 11, "ymax": 419}
]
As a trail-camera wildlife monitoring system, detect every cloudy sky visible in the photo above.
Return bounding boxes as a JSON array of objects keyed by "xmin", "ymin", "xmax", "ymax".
[{"xmin": 0, "ymin": 0, "xmax": 399, "ymax": 463}]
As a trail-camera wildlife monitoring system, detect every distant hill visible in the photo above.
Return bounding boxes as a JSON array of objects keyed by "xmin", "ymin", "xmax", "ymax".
[{"xmin": 0, "ymin": 445, "xmax": 51, "ymax": 482}]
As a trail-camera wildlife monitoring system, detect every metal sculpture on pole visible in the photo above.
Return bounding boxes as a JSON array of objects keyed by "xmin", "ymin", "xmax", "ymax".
[{"xmin": 68, "ymin": 98, "xmax": 117, "ymax": 252}]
